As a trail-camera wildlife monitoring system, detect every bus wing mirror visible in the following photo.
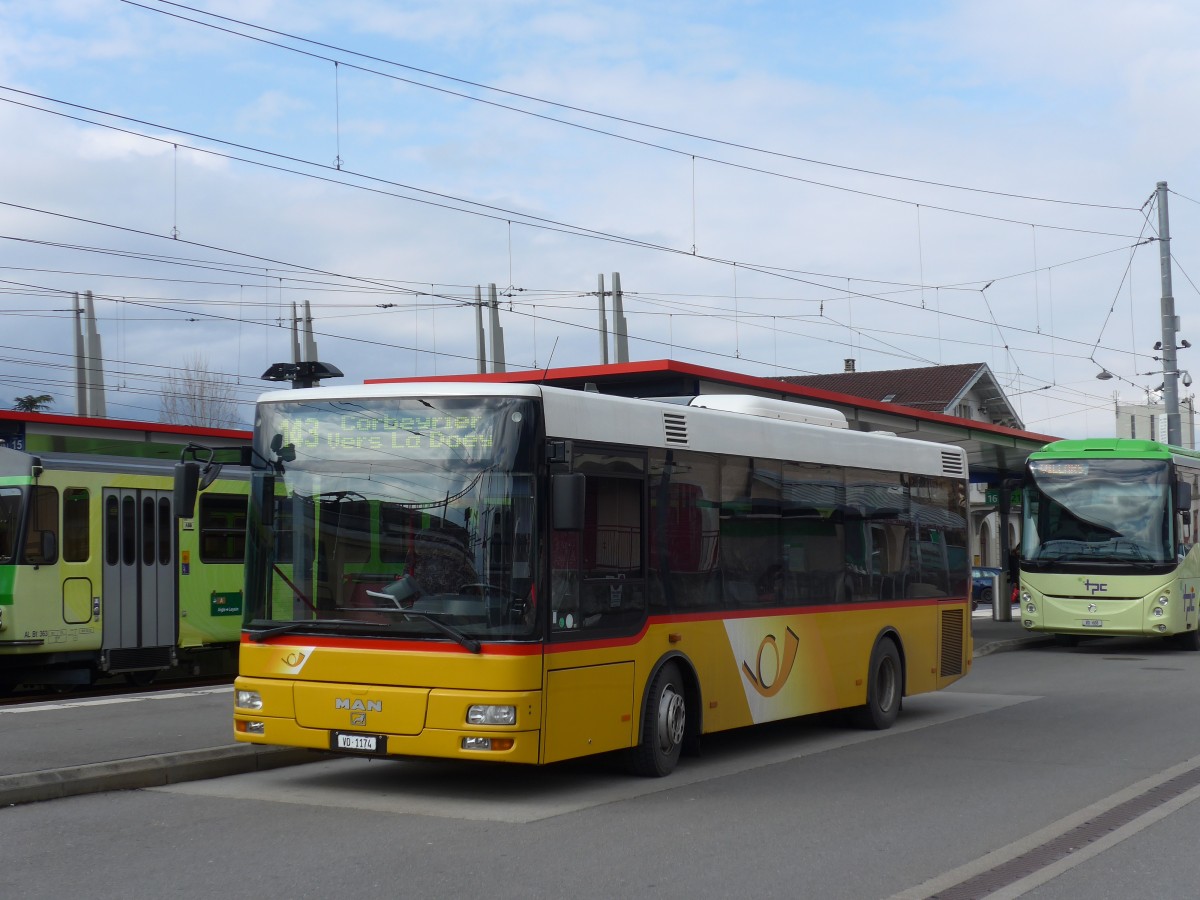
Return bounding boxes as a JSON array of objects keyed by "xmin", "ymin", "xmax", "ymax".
[
  {"xmin": 1178, "ymin": 481, "xmax": 1193, "ymax": 513},
  {"xmin": 198, "ymin": 463, "xmax": 222, "ymax": 492},
  {"xmin": 174, "ymin": 461, "xmax": 200, "ymax": 518},
  {"xmin": 552, "ymin": 473, "xmax": 585, "ymax": 531}
]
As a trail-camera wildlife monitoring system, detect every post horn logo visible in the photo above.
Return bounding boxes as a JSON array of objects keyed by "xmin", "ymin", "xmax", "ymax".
[{"xmin": 741, "ymin": 627, "xmax": 801, "ymax": 698}]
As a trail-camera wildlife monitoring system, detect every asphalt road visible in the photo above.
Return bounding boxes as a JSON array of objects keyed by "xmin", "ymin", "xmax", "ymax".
[{"xmin": 7, "ymin": 634, "xmax": 1200, "ymax": 899}]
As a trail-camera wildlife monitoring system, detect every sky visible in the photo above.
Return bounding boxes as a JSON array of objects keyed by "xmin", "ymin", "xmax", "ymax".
[{"xmin": 2, "ymin": 0, "xmax": 1200, "ymax": 438}]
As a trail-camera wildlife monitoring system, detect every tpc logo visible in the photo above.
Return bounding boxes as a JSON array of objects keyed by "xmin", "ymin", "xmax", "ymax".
[{"xmin": 1082, "ymin": 579, "xmax": 1108, "ymax": 595}]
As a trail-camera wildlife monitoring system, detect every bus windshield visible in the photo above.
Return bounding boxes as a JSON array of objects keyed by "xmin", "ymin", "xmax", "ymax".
[
  {"xmin": 246, "ymin": 396, "xmax": 541, "ymax": 642},
  {"xmin": 1022, "ymin": 458, "xmax": 1173, "ymax": 566}
]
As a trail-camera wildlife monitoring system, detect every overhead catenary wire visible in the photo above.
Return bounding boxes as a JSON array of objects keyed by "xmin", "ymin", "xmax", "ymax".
[{"xmin": 129, "ymin": 0, "xmax": 1139, "ymax": 212}]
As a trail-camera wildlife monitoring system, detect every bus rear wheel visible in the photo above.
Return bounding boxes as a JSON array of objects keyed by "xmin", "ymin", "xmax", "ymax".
[
  {"xmin": 628, "ymin": 662, "xmax": 686, "ymax": 777},
  {"xmin": 851, "ymin": 638, "xmax": 901, "ymax": 730}
]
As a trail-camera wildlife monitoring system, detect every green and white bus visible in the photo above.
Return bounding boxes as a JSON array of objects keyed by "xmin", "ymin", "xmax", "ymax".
[{"xmin": 1019, "ymin": 438, "xmax": 1200, "ymax": 648}]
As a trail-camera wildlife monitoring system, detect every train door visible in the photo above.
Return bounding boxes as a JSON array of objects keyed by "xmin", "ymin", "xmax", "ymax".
[{"xmin": 101, "ymin": 489, "xmax": 176, "ymax": 671}]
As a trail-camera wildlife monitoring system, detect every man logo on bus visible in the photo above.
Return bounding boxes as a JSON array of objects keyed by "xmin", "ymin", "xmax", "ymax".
[
  {"xmin": 1082, "ymin": 579, "xmax": 1108, "ymax": 595},
  {"xmin": 741, "ymin": 627, "xmax": 801, "ymax": 698}
]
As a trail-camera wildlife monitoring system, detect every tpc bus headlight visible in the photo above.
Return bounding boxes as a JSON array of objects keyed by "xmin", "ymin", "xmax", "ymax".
[
  {"xmin": 236, "ymin": 690, "xmax": 263, "ymax": 711},
  {"xmin": 467, "ymin": 704, "xmax": 516, "ymax": 726}
]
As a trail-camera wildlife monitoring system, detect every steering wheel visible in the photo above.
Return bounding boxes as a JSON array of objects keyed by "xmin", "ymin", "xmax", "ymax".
[{"xmin": 459, "ymin": 583, "xmax": 530, "ymax": 621}]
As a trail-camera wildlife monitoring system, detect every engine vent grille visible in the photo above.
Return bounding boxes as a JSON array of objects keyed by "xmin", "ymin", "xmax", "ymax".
[
  {"xmin": 941, "ymin": 451, "xmax": 965, "ymax": 477},
  {"xmin": 663, "ymin": 412, "xmax": 689, "ymax": 447},
  {"xmin": 940, "ymin": 608, "xmax": 965, "ymax": 677}
]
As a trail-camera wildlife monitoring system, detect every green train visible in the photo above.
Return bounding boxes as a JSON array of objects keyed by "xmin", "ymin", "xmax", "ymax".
[{"xmin": 0, "ymin": 413, "xmax": 250, "ymax": 691}]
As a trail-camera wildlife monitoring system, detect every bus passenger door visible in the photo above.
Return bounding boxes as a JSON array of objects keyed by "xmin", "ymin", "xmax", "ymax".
[{"xmin": 102, "ymin": 489, "xmax": 176, "ymax": 669}]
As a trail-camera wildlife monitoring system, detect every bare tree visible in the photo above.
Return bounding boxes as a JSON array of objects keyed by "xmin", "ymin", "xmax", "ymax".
[
  {"xmin": 160, "ymin": 353, "xmax": 240, "ymax": 429},
  {"xmin": 13, "ymin": 394, "xmax": 54, "ymax": 412}
]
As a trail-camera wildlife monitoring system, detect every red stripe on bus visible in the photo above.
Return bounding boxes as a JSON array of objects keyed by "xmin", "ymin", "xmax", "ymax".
[{"xmin": 242, "ymin": 597, "xmax": 968, "ymax": 655}]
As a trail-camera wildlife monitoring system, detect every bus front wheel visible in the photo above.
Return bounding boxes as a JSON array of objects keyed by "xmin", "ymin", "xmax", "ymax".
[
  {"xmin": 628, "ymin": 662, "xmax": 686, "ymax": 777},
  {"xmin": 851, "ymin": 638, "xmax": 901, "ymax": 730},
  {"xmin": 1172, "ymin": 628, "xmax": 1200, "ymax": 651}
]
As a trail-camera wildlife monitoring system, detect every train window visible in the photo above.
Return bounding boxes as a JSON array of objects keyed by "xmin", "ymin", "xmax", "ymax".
[
  {"xmin": 105, "ymin": 495, "xmax": 119, "ymax": 565},
  {"xmin": 122, "ymin": 496, "xmax": 136, "ymax": 566},
  {"xmin": 158, "ymin": 497, "xmax": 171, "ymax": 566},
  {"xmin": 22, "ymin": 485, "xmax": 59, "ymax": 565},
  {"xmin": 199, "ymin": 493, "xmax": 247, "ymax": 563},
  {"xmin": 0, "ymin": 487, "xmax": 20, "ymax": 564},
  {"xmin": 141, "ymin": 496, "xmax": 155, "ymax": 566},
  {"xmin": 63, "ymin": 488, "xmax": 89, "ymax": 562}
]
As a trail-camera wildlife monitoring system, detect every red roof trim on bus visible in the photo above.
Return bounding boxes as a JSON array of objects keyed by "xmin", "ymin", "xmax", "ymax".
[
  {"xmin": 0, "ymin": 408, "xmax": 250, "ymax": 440},
  {"xmin": 364, "ymin": 358, "xmax": 1055, "ymax": 443}
]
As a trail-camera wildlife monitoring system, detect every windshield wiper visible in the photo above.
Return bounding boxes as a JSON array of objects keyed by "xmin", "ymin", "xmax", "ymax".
[
  {"xmin": 249, "ymin": 616, "xmax": 480, "ymax": 652},
  {"xmin": 249, "ymin": 619, "xmax": 379, "ymax": 642},
  {"xmin": 365, "ymin": 590, "xmax": 481, "ymax": 653}
]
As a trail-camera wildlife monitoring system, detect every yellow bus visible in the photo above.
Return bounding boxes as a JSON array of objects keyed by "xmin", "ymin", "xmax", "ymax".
[{"xmin": 229, "ymin": 383, "xmax": 971, "ymax": 775}]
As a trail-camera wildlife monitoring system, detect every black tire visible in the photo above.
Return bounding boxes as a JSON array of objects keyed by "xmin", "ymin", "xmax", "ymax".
[
  {"xmin": 1053, "ymin": 634, "xmax": 1079, "ymax": 647},
  {"xmin": 851, "ymin": 638, "xmax": 902, "ymax": 730},
  {"xmin": 627, "ymin": 662, "xmax": 687, "ymax": 777},
  {"xmin": 981, "ymin": 587, "xmax": 993, "ymax": 604},
  {"xmin": 1173, "ymin": 628, "xmax": 1200, "ymax": 651}
]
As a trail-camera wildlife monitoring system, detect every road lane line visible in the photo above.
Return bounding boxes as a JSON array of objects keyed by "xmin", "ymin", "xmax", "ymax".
[{"xmin": 0, "ymin": 685, "xmax": 230, "ymax": 714}]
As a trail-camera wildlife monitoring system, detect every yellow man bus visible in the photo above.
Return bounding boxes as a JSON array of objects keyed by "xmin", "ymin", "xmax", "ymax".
[{"xmin": 229, "ymin": 383, "xmax": 971, "ymax": 775}]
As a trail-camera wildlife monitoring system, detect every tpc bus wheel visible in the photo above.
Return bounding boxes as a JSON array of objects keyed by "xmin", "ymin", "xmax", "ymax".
[
  {"xmin": 1173, "ymin": 629, "xmax": 1200, "ymax": 651},
  {"xmin": 851, "ymin": 638, "xmax": 901, "ymax": 730},
  {"xmin": 628, "ymin": 662, "xmax": 686, "ymax": 777}
]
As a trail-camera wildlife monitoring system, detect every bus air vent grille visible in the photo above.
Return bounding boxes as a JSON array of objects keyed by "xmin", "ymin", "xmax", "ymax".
[
  {"xmin": 940, "ymin": 452, "xmax": 965, "ymax": 477},
  {"xmin": 939, "ymin": 608, "xmax": 964, "ymax": 676},
  {"xmin": 662, "ymin": 412, "xmax": 689, "ymax": 447}
]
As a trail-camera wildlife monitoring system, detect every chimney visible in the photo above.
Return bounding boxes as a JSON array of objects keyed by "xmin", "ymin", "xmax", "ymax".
[{"xmin": 844, "ymin": 358, "xmax": 856, "ymax": 372}]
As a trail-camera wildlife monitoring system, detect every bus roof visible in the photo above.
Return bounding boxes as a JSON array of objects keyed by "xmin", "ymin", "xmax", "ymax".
[
  {"xmin": 1030, "ymin": 437, "xmax": 1200, "ymax": 465},
  {"xmin": 259, "ymin": 382, "xmax": 966, "ymax": 480}
]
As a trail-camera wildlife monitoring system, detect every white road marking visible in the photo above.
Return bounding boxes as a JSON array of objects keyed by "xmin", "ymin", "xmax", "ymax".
[
  {"xmin": 0, "ymin": 685, "xmax": 230, "ymax": 714},
  {"xmin": 157, "ymin": 691, "xmax": 1039, "ymax": 824},
  {"xmin": 890, "ymin": 750, "xmax": 1200, "ymax": 900}
]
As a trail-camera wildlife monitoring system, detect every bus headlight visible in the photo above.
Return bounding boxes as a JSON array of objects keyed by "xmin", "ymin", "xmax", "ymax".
[
  {"xmin": 467, "ymin": 704, "xmax": 516, "ymax": 726},
  {"xmin": 1025, "ymin": 601, "xmax": 1037, "ymax": 614},
  {"xmin": 236, "ymin": 690, "xmax": 263, "ymax": 711},
  {"xmin": 1021, "ymin": 591, "xmax": 1032, "ymax": 604},
  {"xmin": 1158, "ymin": 596, "xmax": 1170, "ymax": 606},
  {"xmin": 1153, "ymin": 606, "xmax": 1165, "ymax": 618},
  {"xmin": 0, "ymin": 607, "xmax": 5, "ymax": 631}
]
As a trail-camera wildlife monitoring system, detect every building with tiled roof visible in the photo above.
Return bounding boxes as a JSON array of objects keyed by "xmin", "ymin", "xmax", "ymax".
[{"xmin": 778, "ymin": 361, "xmax": 1023, "ymax": 430}]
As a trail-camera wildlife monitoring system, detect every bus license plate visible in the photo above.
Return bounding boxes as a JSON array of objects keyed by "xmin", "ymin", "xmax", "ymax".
[
  {"xmin": 1081, "ymin": 619, "xmax": 1103, "ymax": 628},
  {"xmin": 332, "ymin": 731, "xmax": 387, "ymax": 754}
]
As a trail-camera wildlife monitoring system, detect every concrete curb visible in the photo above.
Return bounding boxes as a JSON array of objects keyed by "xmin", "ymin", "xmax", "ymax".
[
  {"xmin": 0, "ymin": 745, "xmax": 325, "ymax": 808},
  {"xmin": 975, "ymin": 633, "xmax": 1056, "ymax": 658}
]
